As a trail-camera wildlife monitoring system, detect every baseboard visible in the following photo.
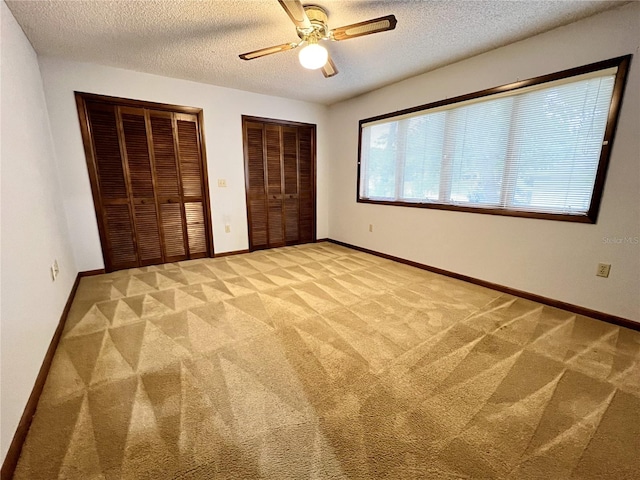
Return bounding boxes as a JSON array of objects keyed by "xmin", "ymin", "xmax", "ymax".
[
  {"xmin": 1, "ymin": 272, "xmax": 83, "ymax": 480},
  {"xmin": 326, "ymin": 239, "xmax": 639, "ymax": 332},
  {"xmin": 79, "ymin": 268, "xmax": 105, "ymax": 277},
  {"xmin": 214, "ymin": 240, "xmax": 329, "ymax": 257},
  {"xmin": 214, "ymin": 248, "xmax": 251, "ymax": 258}
]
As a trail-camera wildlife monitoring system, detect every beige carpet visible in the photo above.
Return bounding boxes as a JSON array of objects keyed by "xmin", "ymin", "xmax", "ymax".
[{"xmin": 14, "ymin": 242, "xmax": 640, "ymax": 479}]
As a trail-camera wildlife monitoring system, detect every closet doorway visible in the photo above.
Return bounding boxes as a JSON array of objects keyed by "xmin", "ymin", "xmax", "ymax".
[
  {"xmin": 76, "ymin": 93, "xmax": 213, "ymax": 272},
  {"xmin": 242, "ymin": 116, "xmax": 316, "ymax": 251}
]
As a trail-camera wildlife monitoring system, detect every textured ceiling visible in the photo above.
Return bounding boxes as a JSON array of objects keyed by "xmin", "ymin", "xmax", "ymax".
[{"xmin": 6, "ymin": 0, "xmax": 629, "ymax": 105}]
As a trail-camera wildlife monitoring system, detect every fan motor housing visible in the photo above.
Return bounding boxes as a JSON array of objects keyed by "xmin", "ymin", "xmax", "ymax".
[{"xmin": 297, "ymin": 5, "xmax": 329, "ymax": 40}]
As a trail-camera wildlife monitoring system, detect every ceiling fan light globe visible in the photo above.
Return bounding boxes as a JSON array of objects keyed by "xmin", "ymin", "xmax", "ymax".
[{"xmin": 299, "ymin": 43, "xmax": 328, "ymax": 70}]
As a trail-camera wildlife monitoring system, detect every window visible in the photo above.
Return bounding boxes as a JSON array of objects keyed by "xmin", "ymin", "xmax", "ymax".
[{"xmin": 358, "ymin": 55, "xmax": 631, "ymax": 222}]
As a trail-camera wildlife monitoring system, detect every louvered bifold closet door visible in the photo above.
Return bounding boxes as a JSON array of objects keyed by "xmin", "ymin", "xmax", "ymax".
[
  {"xmin": 244, "ymin": 122, "xmax": 269, "ymax": 249},
  {"xmin": 79, "ymin": 93, "xmax": 212, "ymax": 272},
  {"xmin": 266, "ymin": 125, "xmax": 285, "ymax": 247},
  {"xmin": 176, "ymin": 114, "xmax": 208, "ymax": 258},
  {"xmin": 148, "ymin": 111, "xmax": 187, "ymax": 262},
  {"xmin": 282, "ymin": 127, "xmax": 300, "ymax": 244},
  {"xmin": 120, "ymin": 107, "xmax": 163, "ymax": 266},
  {"xmin": 298, "ymin": 126, "xmax": 314, "ymax": 243},
  {"xmin": 243, "ymin": 117, "xmax": 316, "ymax": 251},
  {"xmin": 86, "ymin": 102, "xmax": 138, "ymax": 271}
]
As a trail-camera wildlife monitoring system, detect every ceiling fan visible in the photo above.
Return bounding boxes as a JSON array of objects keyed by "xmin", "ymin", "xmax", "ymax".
[{"xmin": 239, "ymin": 0, "xmax": 397, "ymax": 78}]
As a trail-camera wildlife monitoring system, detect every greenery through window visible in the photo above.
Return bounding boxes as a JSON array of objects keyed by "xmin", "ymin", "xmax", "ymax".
[{"xmin": 358, "ymin": 56, "xmax": 630, "ymax": 222}]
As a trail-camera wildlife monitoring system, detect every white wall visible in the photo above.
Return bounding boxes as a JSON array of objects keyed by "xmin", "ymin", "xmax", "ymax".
[
  {"xmin": 327, "ymin": 3, "xmax": 640, "ymax": 322},
  {"xmin": 0, "ymin": 1, "xmax": 78, "ymax": 460},
  {"xmin": 38, "ymin": 57, "xmax": 329, "ymax": 271}
]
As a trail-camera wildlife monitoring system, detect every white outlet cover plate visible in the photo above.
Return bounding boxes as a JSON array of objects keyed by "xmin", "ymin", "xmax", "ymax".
[{"xmin": 596, "ymin": 263, "xmax": 611, "ymax": 277}]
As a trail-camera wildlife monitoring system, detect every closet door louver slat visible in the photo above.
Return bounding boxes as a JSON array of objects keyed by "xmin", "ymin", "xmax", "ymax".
[
  {"xmin": 148, "ymin": 112, "xmax": 186, "ymax": 262},
  {"xmin": 177, "ymin": 118, "xmax": 203, "ymax": 198},
  {"xmin": 298, "ymin": 127, "xmax": 314, "ymax": 243},
  {"xmin": 134, "ymin": 203, "xmax": 163, "ymax": 263},
  {"xmin": 122, "ymin": 111, "xmax": 154, "ymax": 198},
  {"xmin": 176, "ymin": 116, "xmax": 208, "ymax": 258},
  {"xmin": 150, "ymin": 115, "xmax": 180, "ymax": 198},
  {"xmin": 283, "ymin": 127, "xmax": 298, "ymax": 195},
  {"xmin": 104, "ymin": 204, "xmax": 138, "ymax": 268},
  {"xmin": 87, "ymin": 103, "xmax": 138, "ymax": 270},
  {"xmin": 121, "ymin": 108, "xmax": 163, "ymax": 265},
  {"xmin": 88, "ymin": 104, "xmax": 128, "ymax": 200},
  {"xmin": 266, "ymin": 125, "xmax": 285, "ymax": 246},
  {"xmin": 185, "ymin": 202, "xmax": 207, "ymax": 255},
  {"xmin": 283, "ymin": 127, "xmax": 299, "ymax": 244},
  {"xmin": 161, "ymin": 202, "xmax": 187, "ymax": 260},
  {"xmin": 245, "ymin": 122, "xmax": 269, "ymax": 249}
]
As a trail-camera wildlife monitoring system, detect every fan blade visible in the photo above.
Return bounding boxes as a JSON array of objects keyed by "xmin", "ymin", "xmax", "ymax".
[
  {"xmin": 331, "ymin": 15, "xmax": 397, "ymax": 41},
  {"xmin": 239, "ymin": 43, "xmax": 295, "ymax": 60},
  {"xmin": 278, "ymin": 0, "xmax": 311, "ymax": 29},
  {"xmin": 322, "ymin": 56, "xmax": 338, "ymax": 78}
]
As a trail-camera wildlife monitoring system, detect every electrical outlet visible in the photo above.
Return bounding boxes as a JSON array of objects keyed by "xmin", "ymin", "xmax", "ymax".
[
  {"xmin": 218, "ymin": 179, "xmax": 227, "ymax": 187},
  {"xmin": 369, "ymin": 224, "xmax": 373, "ymax": 232},
  {"xmin": 596, "ymin": 263, "xmax": 611, "ymax": 278},
  {"xmin": 224, "ymin": 224, "xmax": 231, "ymax": 233}
]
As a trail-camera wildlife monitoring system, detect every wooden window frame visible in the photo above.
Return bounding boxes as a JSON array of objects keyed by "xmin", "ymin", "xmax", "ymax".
[
  {"xmin": 356, "ymin": 55, "xmax": 632, "ymax": 223},
  {"xmin": 75, "ymin": 92, "xmax": 215, "ymax": 269}
]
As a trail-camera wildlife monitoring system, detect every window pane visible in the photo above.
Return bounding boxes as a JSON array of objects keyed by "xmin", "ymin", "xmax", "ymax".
[
  {"xmin": 402, "ymin": 113, "xmax": 445, "ymax": 201},
  {"xmin": 446, "ymin": 98, "xmax": 512, "ymax": 205},
  {"xmin": 508, "ymin": 77, "xmax": 615, "ymax": 213},
  {"xmin": 363, "ymin": 122, "xmax": 398, "ymax": 199}
]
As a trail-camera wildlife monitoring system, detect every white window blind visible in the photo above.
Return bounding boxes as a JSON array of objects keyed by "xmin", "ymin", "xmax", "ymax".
[{"xmin": 359, "ymin": 66, "xmax": 619, "ymax": 217}]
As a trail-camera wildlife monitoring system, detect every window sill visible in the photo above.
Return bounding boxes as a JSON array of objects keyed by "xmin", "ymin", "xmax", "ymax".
[{"xmin": 357, "ymin": 197, "xmax": 595, "ymax": 223}]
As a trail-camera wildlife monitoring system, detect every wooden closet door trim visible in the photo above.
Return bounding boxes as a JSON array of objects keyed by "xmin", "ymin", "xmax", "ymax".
[
  {"xmin": 296, "ymin": 125, "xmax": 302, "ymax": 246},
  {"xmin": 75, "ymin": 95, "xmax": 112, "ymax": 269},
  {"xmin": 195, "ymin": 110, "xmax": 215, "ymax": 257},
  {"xmin": 298, "ymin": 125, "xmax": 317, "ymax": 243},
  {"xmin": 75, "ymin": 92, "xmax": 203, "ymax": 115},
  {"xmin": 242, "ymin": 115, "xmax": 316, "ymax": 128},
  {"xmin": 296, "ymin": 127, "xmax": 302, "ymax": 244},
  {"xmin": 310, "ymin": 126, "xmax": 318, "ymax": 242},
  {"xmin": 279, "ymin": 125, "xmax": 287, "ymax": 245}
]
